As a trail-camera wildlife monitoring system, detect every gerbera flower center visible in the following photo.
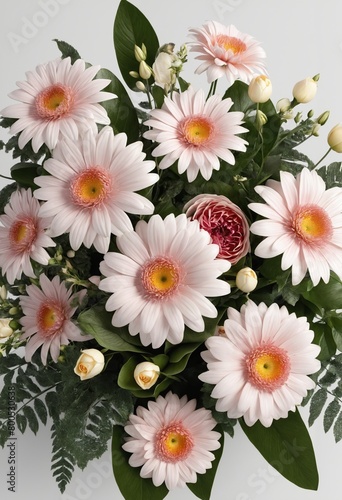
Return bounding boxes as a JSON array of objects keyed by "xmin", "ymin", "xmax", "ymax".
[
  {"xmin": 292, "ymin": 204, "xmax": 332, "ymax": 244},
  {"xmin": 215, "ymin": 35, "xmax": 247, "ymax": 55},
  {"xmin": 246, "ymin": 343, "xmax": 291, "ymax": 392},
  {"xmin": 37, "ymin": 301, "xmax": 66, "ymax": 337},
  {"xmin": 70, "ymin": 167, "xmax": 112, "ymax": 208},
  {"xmin": 179, "ymin": 115, "xmax": 214, "ymax": 146},
  {"xmin": 9, "ymin": 217, "xmax": 38, "ymax": 254},
  {"xmin": 155, "ymin": 422, "xmax": 194, "ymax": 463},
  {"xmin": 141, "ymin": 257, "xmax": 181, "ymax": 299},
  {"xmin": 35, "ymin": 84, "xmax": 74, "ymax": 120}
]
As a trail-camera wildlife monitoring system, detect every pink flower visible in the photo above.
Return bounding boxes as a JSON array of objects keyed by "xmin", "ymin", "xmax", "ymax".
[
  {"xmin": 184, "ymin": 194, "xmax": 250, "ymax": 264},
  {"xmin": 19, "ymin": 274, "xmax": 91, "ymax": 365},
  {"xmin": 1, "ymin": 57, "xmax": 115, "ymax": 152},
  {"xmin": 143, "ymin": 87, "xmax": 247, "ymax": 182},
  {"xmin": 189, "ymin": 22, "xmax": 267, "ymax": 85},
  {"xmin": 249, "ymin": 168, "xmax": 342, "ymax": 286},
  {"xmin": 122, "ymin": 391, "xmax": 221, "ymax": 490},
  {"xmin": 0, "ymin": 188, "xmax": 55, "ymax": 284},
  {"xmin": 199, "ymin": 300, "xmax": 321, "ymax": 427}
]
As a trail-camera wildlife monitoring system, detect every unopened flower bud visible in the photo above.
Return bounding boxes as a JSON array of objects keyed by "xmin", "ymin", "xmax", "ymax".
[
  {"xmin": 134, "ymin": 44, "xmax": 146, "ymax": 62},
  {"xmin": 317, "ymin": 111, "xmax": 330, "ymax": 126},
  {"xmin": 74, "ymin": 349, "xmax": 105, "ymax": 380},
  {"xmin": 136, "ymin": 81, "xmax": 147, "ymax": 92},
  {"xmin": 311, "ymin": 123, "xmax": 321, "ymax": 137},
  {"xmin": 255, "ymin": 109, "xmax": 268, "ymax": 129},
  {"xmin": 236, "ymin": 267, "xmax": 258, "ymax": 293},
  {"xmin": 8, "ymin": 307, "xmax": 18, "ymax": 316},
  {"xmin": 327, "ymin": 124, "xmax": 342, "ymax": 153},
  {"xmin": 134, "ymin": 361, "xmax": 160, "ymax": 390},
  {"xmin": 294, "ymin": 111, "xmax": 302, "ymax": 123},
  {"xmin": 0, "ymin": 285, "xmax": 7, "ymax": 301},
  {"xmin": 307, "ymin": 109, "xmax": 314, "ymax": 119},
  {"xmin": 248, "ymin": 75, "xmax": 272, "ymax": 103},
  {"xmin": 292, "ymin": 77, "xmax": 317, "ymax": 103},
  {"xmin": 276, "ymin": 98, "xmax": 292, "ymax": 113},
  {"xmin": 0, "ymin": 319, "xmax": 13, "ymax": 338},
  {"xmin": 139, "ymin": 60, "xmax": 152, "ymax": 80},
  {"xmin": 129, "ymin": 71, "xmax": 140, "ymax": 78},
  {"xmin": 66, "ymin": 250, "xmax": 75, "ymax": 258}
]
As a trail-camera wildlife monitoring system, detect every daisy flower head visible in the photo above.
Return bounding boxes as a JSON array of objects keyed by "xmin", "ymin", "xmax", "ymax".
[
  {"xmin": 199, "ymin": 300, "xmax": 321, "ymax": 427},
  {"xmin": 1, "ymin": 57, "xmax": 115, "ymax": 153},
  {"xmin": 99, "ymin": 213, "xmax": 231, "ymax": 348},
  {"xmin": 143, "ymin": 87, "xmax": 248, "ymax": 182},
  {"xmin": 34, "ymin": 126, "xmax": 159, "ymax": 254},
  {"xmin": 19, "ymin": 273, "xmax": 91, "ymax": 365},
  {"xmin": 249, "ymin": 167, "xmax": 342, "ymax": 286},
  {"xmin": 0, "ymin": 188, "xmax": 55, "ymax": 284},
  {"xmin": 122, "ymin": 391, "xmax": 221, "ymax": 490},
  {"xmin": 188, "ymin": 22, "xmax": 267, "ymax": 86}
]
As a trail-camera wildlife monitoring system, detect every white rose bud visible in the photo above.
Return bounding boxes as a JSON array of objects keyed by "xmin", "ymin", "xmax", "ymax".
[
  {"xmin": 134, "ymin": 362, "xmax": 160, "ymax": 390},
  {"xmin": 153, "ymin": 52, "xmax": 176, "ymax": 87},
  {"xmin": 236, "ymin": 267, "xmax": 258, "ymax": 293},
  {"xmin": 0, "ymin": 319, "xmax": 13, "ymax": 338},
  {"xmin": 248, "ymin": 75, "xmax": 272, "ymax": 103},
  {"xmin": 276, "ymin": 98, "xmax": 291, "ymax": 113},
  {"xmin": 74, "ymin": 349, "xmax": 105, "ymax": 381},
  {"xmin": 292, "ymin": 77, "xmax": 317, "ymax": 103},
  {"xmin": 327, "ymin": 124, "xmax": 342, "ymax": 153}
]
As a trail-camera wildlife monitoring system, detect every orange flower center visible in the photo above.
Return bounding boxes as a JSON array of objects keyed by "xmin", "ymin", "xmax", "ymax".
[
  {"xmin": 141, "ymin": 257, "xmax": 181, "ymax": 299},
  {"xmin": 179, "ymin": 115, "xmax": 214, "ymax": 147},
  {"xmin": 9, "ymin": 217, "xmax": 38, "ymax": 254},
  {"xmin": 78, "ymin": 363, "xmax": 88, "ymax": 374},
  {"xmin": 35, "ymin": 84, "xmax": 74, "ymax": 120},
  {"xmin": 37, "ymin": 301, "xmax": 65, "ymax": 337},
  {"xmin": 155, "ymin": 422, "xmax": 194, "ymax": 463},
  {"xmin": 292, "ymin": 204, "xmax": 332, "ymax": 245},
  {"xmin": 215, "ymin": 35, "xmax": 247, "ymax": 55},
  {"xmin": 70, "ymin": 167, "xmax": 112, "ymax": 208},
  {"xmin": 246, "ymin": 344, "xmax": 290, "ymax": 392}
]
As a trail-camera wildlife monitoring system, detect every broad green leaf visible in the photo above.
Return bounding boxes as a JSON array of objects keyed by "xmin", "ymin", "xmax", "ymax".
[
  {"xmin": 114, "ymin": 0, "xmax": 159, "ymax": 89},
  {"xmin": 118, "ymin": 356, "xmax": 140, "ymax": 391},
  {"xmin": 302, "ymin": 274, "xmax": 342, "ymax": 311},
  {"xmin": 312, "ymin": 322, "xmax": 336, "ymax": 361},
  {"xmin": 308, "ymin": 388, "xmax": 328, "ymax": 426},
  {"xmin": 77, "ymin": 305, "xmax": 148, "ymax": 353},
  {"xmin": 53, "ymin": 39, "xmax": 81, "ymax": 62},
  {"xmin": 0, "ymin": 182, "xmax": 17, "ymax": 214},
  {"xmin": 163, "ymin": 353, "xmax": 192, "ymax": 377},
  {"xmin": 240, "ymin": 409, "xmax": 319, "ymax": 490},
  {"xmin": 95, "ymin": 67, "xmax": 139, "ymax": 143},
  {"xmin": 168, "ymin": 342, "xmax": 202, "ymax": 364},
  {"xmin": 323, "ymin": 399, "xmax": 340, "ymax": 433},
  {"xmin": 224, "ymin": 80, "xmax": 253, "ymax": 113},
  {"xmin": 11, "ymin": 162, "xmax": 40, "ymax": 189},
  {"xmin": 112, "ymin": 425, "xmax": 168, "ymax": 500},
  {"xmin": 187, "ymin": 428, "xmax": 224, "ymax": 500}
]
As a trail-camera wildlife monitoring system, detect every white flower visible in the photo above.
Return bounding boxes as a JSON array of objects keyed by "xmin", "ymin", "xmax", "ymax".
[
  {"xmin": 327, "ymin": 124, "xmax": 342, "ymax": 153},
  {"xmin": 134, "ymin": 362, "xmax": 160, "ymax": 389},
  {"xmin": 0, "ymin": 319, "xmax": 13, "ymax": 339},
  {"xmin": 235, "ymin": 267, "xmax": 258, "ymax": 293},
  {"xmin": 248, "ymin": 75, "xmax": 272, "ymax": 103},
  {"xmin": 74, "ymin": 349, "xmax": 105, "ymax": 380},
  {"xmin": 292, "ymin": 77, "xmax": 317, "ymax": 103}
]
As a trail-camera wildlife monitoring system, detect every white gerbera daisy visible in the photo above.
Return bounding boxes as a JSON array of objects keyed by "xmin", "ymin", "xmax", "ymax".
[
  {"xmin": 99, "ymin": 213, "xmax": 230, "ymax": 348},
  {"xmin": 1, "ymin": 57, "xmax": 115, "ymax": 152},
  {"xmin": 199, "ymin": 300, "xmax": 321, "ymax": 427},
  {"xmin": 0, "ymin": 188, "xmax": 55, "ymax": 284},
  {"xmin": 143, "ymin": 87, "xmax": 247, "ymax": 182},
  {"xmin": 249, "ymin": 167, "xmax": 342, "ymax": 286},
  {"xmin": 34, "ymin": 126, "xmax": 159, "ymax": 254},
  {"xmin": 123, "ymin": 391, "xmax": 221, "ymax": 490}
]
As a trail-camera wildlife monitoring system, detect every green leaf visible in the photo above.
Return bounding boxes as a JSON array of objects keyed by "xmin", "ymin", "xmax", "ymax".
[
  {"xmin": 0, "ymin": 183, "xmax": 17, "ymax": 214},
  {"xmin": 323, "ymin": 399, "xmax": 340, "ymax": 433},
  {"xmin": 23, "ymin": 406, "xmax": 39, "ymax": 434},
  {"xmin": 114, "ymin": 0, "xmax": 159, "ymax": 89},
  {"xmin": 10, "ymin": 163, "xmax": 40, "ymax": 189},
  {"xmin": 240, "ymin": 410, "xmax": 318, "ymax": 490},
  {"xmin": 224, "ymin": 80, "xmax": 253, "ymax": 113},
  {"xmin": 95, "ymin": 67, "xmax": 139, "ymax": 143},
  {"xmin": 333, "ymin": 410, "xmax": 342, "ymax": 443},
  {"xmin": 16, "ymin": 414, "xmax": 27, "ymax": 434},
  {"xmin": 53, "ymin": 39, "xmax": 81, "ymax": 62},
  {"xmin": 34, "ymin": 399, "xmax": 48, "ymax": 425},
  {"xmin": 78, "ymin": 305, "xmax": 148, "ymax": 353},
  {"xmin": 187, "ymin": 428, "xmax": 224, "ymax": 500},
  {"xmin": 118, "ymin": 356, "xmax": 140, "ymax": 391},
  {"xmin": 308, "ymin": 388, "xmax": 328, "ymax": 426},
  {"xmin": 112, "ymin": 425, "xmax": 169, "ymax": 500},
  {"xmin": 302, "ymin": 273, "xmax": 342, "ymax": 311}
]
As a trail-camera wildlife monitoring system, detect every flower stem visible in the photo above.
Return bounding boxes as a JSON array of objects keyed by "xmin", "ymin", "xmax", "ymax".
[{"xmin": 314, "ymin": 148, "xmax": 331, "ymax": 168}]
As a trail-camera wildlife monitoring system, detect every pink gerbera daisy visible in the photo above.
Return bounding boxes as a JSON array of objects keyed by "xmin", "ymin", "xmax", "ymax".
[
  {"xmin": 34, "ymin": 126, "xmax": 159, "ymax": 254},
  {"xmin": 249, "ymin": 167, "xmax": 342, "ymax": 286},
  {"xmin": 0, "ymin": 188, "xmax": 55, "ymax": 284},
  {"xmin": 199, "ymin": 300, "xmax": 321, "ymax": 427},
  {"xmin": 19, "ymin": 273, "xmax": 91, "ymax": 365},
  {"xmin": 122, "ymin": 391, "xmax": 221, "ymax": 490},
  {"xmin": 99, "ymin": 213, "xmax": 230, "ymax": 348},
  {"xmin": 1, "ymin": 57, "xmax": 115, "ymax": 152},
  {"xmin": 143, "ymin": 87, "xmax": 248, "ymax": 182},
  {"xmin": 189, "ymin": 22, "xmax": 267, "ymax": 85}
]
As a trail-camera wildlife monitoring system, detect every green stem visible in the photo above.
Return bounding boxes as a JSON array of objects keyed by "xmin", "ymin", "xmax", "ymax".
[
  {"xmin": 314, "ymin": 148, "xmax": 332, "ymax": 168},
  {"xmin": 206, "ymin": 79, "xmax": 218, "ymax": 99},
  {"xmin": 0, "ymin": 174, "xmax": 12, "ymax": 181},
  {"xmin": 14, "ymin": 381, "xmax": 62, "ymax": 416}
]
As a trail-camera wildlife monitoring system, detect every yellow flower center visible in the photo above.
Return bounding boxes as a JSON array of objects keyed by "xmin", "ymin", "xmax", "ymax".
[
  {"xmin": 293, "ymin": 204, "xmax": 332, "ymax": 244},
  {"xmin": 35, "ymin": 84, "xmax": 74, "ymax": 120},
  {"xmin": 155, "ymin": 422, "xmax": 194, "ymax": 463},
  {"xmin": 179, "ymin": 116, "xmax": 214, "ymax": 147},
  {"xmin": 215, "ymin": 35, "xmax": 247, "ymax": 55},
  {"xmin": 37, "ymin": 301, "xmax": 65, "ymax": 337},
  {"xmin": 70, "ymin": 167, "xmax": 112, "ymax": 208},
  {"xmin": 9, "ymin": 217, "xmax": 37, "ymax": 254},
  {"xmin": 246, "ymin": 344, "xmax": 290, "ymax": 391},
  {"xmin": 141, "ymin": 257, "xmax": 181, "ymax": 299}
]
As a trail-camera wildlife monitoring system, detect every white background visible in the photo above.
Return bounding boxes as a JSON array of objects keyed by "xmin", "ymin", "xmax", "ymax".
[{"xmin": 0, "ymin": 1, "xmax": 342, "ymax": 499}]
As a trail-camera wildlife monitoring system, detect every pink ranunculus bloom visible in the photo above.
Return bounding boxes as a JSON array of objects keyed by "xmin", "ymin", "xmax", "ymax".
[{"xmin": 184, "ymin": 194, "xmax": 250, "ymax": 264}]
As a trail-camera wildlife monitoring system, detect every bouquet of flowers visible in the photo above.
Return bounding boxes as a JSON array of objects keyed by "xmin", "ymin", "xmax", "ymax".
[{"xmin": 1, "ymin": 1, "xmax": 342, "ymax": 498}]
